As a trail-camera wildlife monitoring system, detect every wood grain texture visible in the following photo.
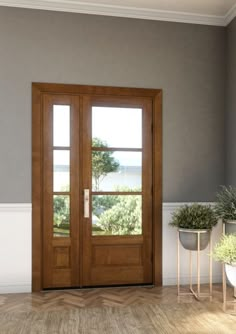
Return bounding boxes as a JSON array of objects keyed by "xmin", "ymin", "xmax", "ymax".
[
  {"xmin": 1, "ymin": 285, "xmax": 236, "ymax": 334},
  {"xmin": 42, "ymin": 94, "xmax": 74, "ymax": 289},
  {"xmin": 32, "ymin": 83, "xmax": 43, "ymax": 292},
  {"xmin": 32, "ymin": 83, "xmax": 162, "ymax": 291},
  {"xmin": 32, "ymin": 82, "xmax": 161, "ymax": 98},
  {"xmin": 153, "ymin": 90, "xmax": 163, "ymax": 285},
  {"xmin": 82, "ymin": 95, "xmax": 153, "ymax": 286}
]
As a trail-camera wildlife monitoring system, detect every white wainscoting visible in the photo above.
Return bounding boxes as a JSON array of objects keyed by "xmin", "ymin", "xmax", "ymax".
[
  {"xmin": 0, "ymin": 202, "xmax": 222, "ymax": 293},
  {"xmin": 0, "ymin": 204, "xmax": 32, "ymax": 293}
]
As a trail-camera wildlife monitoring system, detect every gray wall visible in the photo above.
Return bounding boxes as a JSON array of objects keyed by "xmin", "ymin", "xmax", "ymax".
[
  {"xmin": 0, "ymin": 7, "xmax": 226, "ymax": 202},
  {"xmin": 226, "ymin": 18, "xmax": 236, "ymax": 186}
]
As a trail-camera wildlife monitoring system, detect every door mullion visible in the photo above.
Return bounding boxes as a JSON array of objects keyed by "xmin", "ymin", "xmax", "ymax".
[
  {"xmin": 70, "ymin": 95, "xmax": 80, "ymax": 287},
  {"xmin": 81, "ymin": 95, "xmax": 93, "ymax": 286}
]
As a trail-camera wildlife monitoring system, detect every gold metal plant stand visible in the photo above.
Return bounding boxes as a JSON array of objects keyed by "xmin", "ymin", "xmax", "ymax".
[
  {"xmin": 222, "ymin": 222, "xmax": 236, "ymax": 314},
  {"xmin": 177, "ymin": 229, "xmax": 212, "ymax": 301}
]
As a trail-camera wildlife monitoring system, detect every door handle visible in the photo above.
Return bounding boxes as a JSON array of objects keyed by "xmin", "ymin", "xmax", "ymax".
[{"xmin": 84, "ymin": 189, "xmax": 90, "ymax": 218}]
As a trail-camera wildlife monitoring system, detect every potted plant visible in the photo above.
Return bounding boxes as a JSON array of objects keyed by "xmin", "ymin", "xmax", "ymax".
[
  {"xmin": 215, "ymin": 186, "xmax": 236, "ymax": 234},
  {"xmin": 169, "ymin": 204, "xmax": 217, "ymax": 251},
  {"xmin": 212, "ymin": 234, "xmax": 236, "ymax": 287}
]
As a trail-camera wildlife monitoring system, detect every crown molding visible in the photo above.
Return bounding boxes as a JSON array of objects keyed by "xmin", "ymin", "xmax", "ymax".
[
  {"xmin": 0, "ymin": 0, "xmax": 235, "ymax": 26},
  {"xmin": 224, "ymin": 3, "xmax": 236, "ymax": 26}
]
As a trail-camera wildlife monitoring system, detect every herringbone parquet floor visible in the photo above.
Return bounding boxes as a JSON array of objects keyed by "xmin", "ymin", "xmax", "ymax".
[
  {"xmin": 1, "ymin": 285, "xmax": 236, "ymax": 334},
  {"xmin": 0, "ymin": 284, "xmax": 224, "ymax": 312}
]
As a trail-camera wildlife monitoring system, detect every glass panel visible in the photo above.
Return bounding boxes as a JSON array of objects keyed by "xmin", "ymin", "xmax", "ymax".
[
  {"xmin": 53, "ymin": 105, "xmax": 70, "ymax": 147},
  {"xmin": 92, "ymin": 151, "xmax": 142, "ymax": 191},
  {"xmin": 53, "ymin": 195, "xmax": 70, "ymax": 237},
  {"xmin": 92, "ymin": 195, "xmax": 142, "ymax": 236},
  {"xmin": 92, "ymin": 107, "xmax": 142, "ymax": 148},
  {"xmin": 53, "ymin": 150, "xmax": 70, "ymax": 192}
]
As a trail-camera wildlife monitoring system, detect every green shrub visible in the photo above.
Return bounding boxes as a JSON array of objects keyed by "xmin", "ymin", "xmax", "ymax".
[
  {"xmin": 53, "ymin": 195, "xmax": 69, "ymax": 227},
  {"xmin": 215, "ymin": 186, "xmax": 236, "ymax": 221},
  {"xmin": 97, "ymin": 195, "xmax": 141, "ymax": 235},
  {"xmin": 169, "ymin": 204, "xmax": 217, "ymax": 230},
  {"xmin": 212, "ymin": 234, "xmax": 236, "ymax": 264}
]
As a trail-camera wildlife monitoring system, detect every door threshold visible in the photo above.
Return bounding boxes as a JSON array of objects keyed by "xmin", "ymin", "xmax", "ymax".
[{"xmin": 42, "ymin": 283, "xmax": 154, "ymax": 292}]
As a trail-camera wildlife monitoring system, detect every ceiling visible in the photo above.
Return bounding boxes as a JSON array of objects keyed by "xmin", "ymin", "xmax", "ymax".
[{"xmin": 0, "ymin": 0, "xmax": 235, "ymax": 26}]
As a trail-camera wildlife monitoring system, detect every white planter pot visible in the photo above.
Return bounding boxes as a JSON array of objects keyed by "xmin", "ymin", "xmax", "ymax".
[{"xmin": 225, "ymin": 264, "xmax": 236, "ymax": 287}]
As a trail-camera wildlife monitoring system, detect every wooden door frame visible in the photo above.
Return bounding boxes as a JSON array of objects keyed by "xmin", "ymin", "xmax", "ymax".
[{"xmin": 32, "ymin": 83, "xmax": 162, "ymax": 292}]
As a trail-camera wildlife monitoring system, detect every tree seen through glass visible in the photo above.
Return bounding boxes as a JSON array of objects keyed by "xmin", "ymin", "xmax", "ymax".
[
  {"xmin": 53, "ymin": 137, "xmax": 142, "ymax": 236},
  {"xmin": 92, "ymin": 137, "xmax": 142, "ymax": 236}
]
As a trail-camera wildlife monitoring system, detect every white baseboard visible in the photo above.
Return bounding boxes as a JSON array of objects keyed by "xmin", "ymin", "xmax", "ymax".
[
  {"xmin": 0, "ymin": 283, "xmax": 31, "ymax": 294},
  {"xmin": 0, "ymin": 202, "xmax": 223, "ymax": 294}
]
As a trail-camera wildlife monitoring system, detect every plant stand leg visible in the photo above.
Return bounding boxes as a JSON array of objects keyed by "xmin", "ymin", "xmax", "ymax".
[
  {"xmin": 177, "ymin": 229, "xmax": 211, "ymax": 301},
  {"xmin": 188, "ymin": 249, "xmax": 199, "ymax": 300},
  {"xmin": 222, "ymin": 221, "xmax": 226, "ymax": 308},
  {"xmin": 189, "ymin": 250, "xmax": 192, "ymax": 291},
  {"xmin": 189, "ymin": 250, "xmax": 199, "ymax": 299},
  {"xmin": 197, "ymin": 231, "xmax": 200, "ymax": 297},
  {"xmin": 177, "ymin": 229, "xmax": 180, "ymax": 296},
  {"xmin": 209, "ymin": 232, "xmax": 212, "ymax": 298},
  {"xmin": 189, "ymin": 237, "xmax": 200, "ymax": 301},
  {"xmin": 223, "ymin": 264, "xmax": 226, "ymax": 311}
]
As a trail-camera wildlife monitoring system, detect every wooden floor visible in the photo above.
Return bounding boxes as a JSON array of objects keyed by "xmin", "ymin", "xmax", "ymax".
[{"xmin": 1, "ymin": 285, "xmax": 236, "ymax": 333}]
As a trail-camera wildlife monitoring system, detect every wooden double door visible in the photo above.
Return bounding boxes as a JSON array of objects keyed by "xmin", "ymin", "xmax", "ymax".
[{"xmin": 32, "ymin": 84, "xmax": 162, "ymax": 290}]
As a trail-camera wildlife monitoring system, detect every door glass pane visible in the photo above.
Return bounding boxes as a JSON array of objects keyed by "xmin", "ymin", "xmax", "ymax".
[
  {"xmin": 92, "ymin": 107, "xmax": 142, "ymax": 148},
  {"xmin": 53, "ymin": 195, "xmax": 70, "ymax": 237},
  {"xmin": 92, "ymin": 195, "xmax": 142, "ymax": 236},
  {"xmin": 92, "ymin": 151, "xmax": 142, "ymax": 191},
  {"xmin": 53, "ymin": 105, "xmax": 70, "ymax": 147},
  {"xmin": 53, "ymin": 150, "xmax": 70, "ymax": 192}
]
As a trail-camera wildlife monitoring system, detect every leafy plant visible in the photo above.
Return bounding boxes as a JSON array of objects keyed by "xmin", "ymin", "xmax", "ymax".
[
  {"xmin": 93, "ymin": 195, "xmax": 119, "ymax": 218},
  {"xmin": 92, "ymin": 137, "xmax": 120, "ymax": 191},
  {"xmin": 95, "ymin": 195, "xmax": 141, "ymax": 235},
  {"xmin": 53, "ymin": 195, "xmax": 70, "ymax": 227},
  {"xmin": 215, "ymin": 186, "xmax": 236, "ymax": 221},
  {"xmin": 92, "ymin": 187, "xmax": 140, "ymax": 218},
  {"xmin": 212, "ymin": 234, "xmax": 236, "ymax": 264},
  {"xmin": 169, "ymin": 204, "xmax": 217, "ymax": 230}
]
